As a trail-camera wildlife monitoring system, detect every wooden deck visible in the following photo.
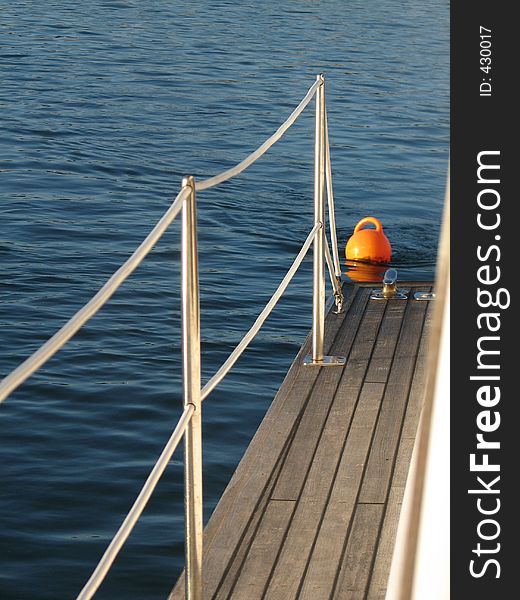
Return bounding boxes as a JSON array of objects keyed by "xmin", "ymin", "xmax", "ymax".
[{"xmin": 170, "ymin": 282, "xmax": 432, "ymax": 600}]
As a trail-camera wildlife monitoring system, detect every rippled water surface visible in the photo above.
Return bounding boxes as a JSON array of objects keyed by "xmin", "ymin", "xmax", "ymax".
[{"xmin": 0, "ymin": 1, "xmax": 448, "ymax": 598}]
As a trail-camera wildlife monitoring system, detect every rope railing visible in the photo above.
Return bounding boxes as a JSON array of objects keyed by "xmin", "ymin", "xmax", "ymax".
[
  {"xmin": 324, "ymin": 232, "xmax": 344, "ymax": 310},
  {"xmin": 0, "ymin": 75, "xmax": 344, "ymax": 600},
  {"xmin": 0, "ymin": 186, "xmax": 189, "ymax": 405},
  {"xmin": 0, "ymin": 77, "xmax": 339, "ymax": 406},
  {"xmin": 195, "ymin": 79, "xmax": 321, "ymax": 192},
  {"xmin": 325, "ymin": 107, "xmax": 342, "ymax": 279},
  {"xmin": 201, "ymin": 222, "xmax": 321, "ymax": 402},
  {"xmin": 77, "ymin": 220, "xmax": 322, "ymax": 600},
  {"xmin": 77, "ymin": 404, "xmax": 195, "ymax": 600}
]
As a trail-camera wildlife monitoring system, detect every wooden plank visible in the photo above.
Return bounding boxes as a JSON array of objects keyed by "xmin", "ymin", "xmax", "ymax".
[
  {"xmin": 401, "ymin": 297, "xmax": 432, "ymax": 440},
  {"xmin": 365, "ymin": 491, "xmax": 402, "ymax": 600},
  {"xmin": 337, "ymin": 301, "xmax": 386, "ymax": 389},
  {"xmin": 280, "ymin": 383, "xmax": 384, "ymax": 599},
  {"xmin": 169, "ymin": 286, "xmax": 359, "ymax": 600},
  {"xmin": 274, "ymin": 297, "xmax": 407, "ymax": 600},
  {"xmin": 365, "ymin": 300, "xmax": 407, "ymax": 383},
  {"xmin": 271, "ymin": 367, "xmax": 354, "ymax": 502},
  {"xmin": 366, "ymin": 302, "xmax": 432, "ymax": 599},
  {"xmin": 365, "ymin": 443, "xmax": 412, "ymax": 600},
  {"xmin": 213, "ymin": 434, "xmax": 291, "ymax": 600},
  {"xmin": 333, "ymin": 503, "xmax": 385, "ymax": 599},
  {"xmin": 272, "ymin": 288, "xmax": 377, "ymax": 501},
  {"xmin": 358, "ymin": 289, "xmax": 429, "ymax": 504},
  {"xmin": 229, "ymin": 500, "xmax": 295, "ymax": 599}
]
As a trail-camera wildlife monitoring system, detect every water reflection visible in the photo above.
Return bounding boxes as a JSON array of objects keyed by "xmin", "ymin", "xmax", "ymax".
[{"xmin": 344, "ymin": 260, "xmax": 387, "ymax": 283}]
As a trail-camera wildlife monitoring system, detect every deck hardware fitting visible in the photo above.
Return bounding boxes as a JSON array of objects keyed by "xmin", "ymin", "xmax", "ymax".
[
  {"xmin": 333, "ymin": 278, "xmax": 345, "ymax": 314},
  {"xmin": 370, "ymin": 268, "xmax": 408, "ymax": 300},
  {"xmin": 414, "ymin": 291, "xmax": 436, "ymax": 301},
  {"xmin": 303, "ymin": 355, "xmax": 346, "ymax": 366}
]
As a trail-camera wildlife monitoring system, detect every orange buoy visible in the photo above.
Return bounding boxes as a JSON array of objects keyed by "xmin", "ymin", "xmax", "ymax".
[{"xmin": 345, "ymin": 216, "xmax": 392, "ymax": 264}]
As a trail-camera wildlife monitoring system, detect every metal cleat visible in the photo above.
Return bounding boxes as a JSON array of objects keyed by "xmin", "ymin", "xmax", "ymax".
[{"xmin": 371, "ymin": 268, "xmax": 408, "ymax": 300}]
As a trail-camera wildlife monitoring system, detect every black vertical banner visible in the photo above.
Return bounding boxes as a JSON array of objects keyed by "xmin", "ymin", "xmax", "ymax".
[{"xmin": 452, "ymin": 3, "xmax": 516, "ymax": 598}]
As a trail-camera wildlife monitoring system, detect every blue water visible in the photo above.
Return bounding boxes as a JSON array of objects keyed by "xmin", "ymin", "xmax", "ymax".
[{"xmin": 0, "ymin": 1, "xmax": 448, "ymax": 598}]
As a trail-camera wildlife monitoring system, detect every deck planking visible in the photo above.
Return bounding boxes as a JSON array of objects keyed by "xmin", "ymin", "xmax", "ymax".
[{"xmin": 169, "ymin": 282, "xmax": 432, "ymax": 600}]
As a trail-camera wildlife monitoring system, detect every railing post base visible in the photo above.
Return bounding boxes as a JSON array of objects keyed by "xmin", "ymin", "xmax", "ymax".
[{"xmin": 303, "ymin": 355, "xmax": 346, "ymax": 367}]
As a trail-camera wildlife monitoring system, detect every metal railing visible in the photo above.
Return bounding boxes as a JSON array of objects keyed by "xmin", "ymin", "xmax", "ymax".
[{"xmin": 0, "ymin": 74, "xmax": 344, "ymax": 600}]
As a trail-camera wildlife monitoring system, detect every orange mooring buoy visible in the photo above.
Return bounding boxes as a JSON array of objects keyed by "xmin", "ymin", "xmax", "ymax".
[{"xmin": 345, "ymin": 216, "xmax": 392, "ymax": 264}]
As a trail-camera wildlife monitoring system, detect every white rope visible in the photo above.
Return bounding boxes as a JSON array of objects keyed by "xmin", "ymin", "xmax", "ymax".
[
  {"xmin": 200, "ymin": 222, "xmax": 321, "ymax": 401},
  {"xmin": 0, "ymin": 81, "xmax": 323, "ymax": 405},
  {"xmin": 0, "ymin": 187, "xmax": 189, "ymax": 404},
  {"xmin": 324, "ymin": 233, "xmax": 342, "ymax": 298},
  {"xmin": 0, "ymin": 77, "xmax": 338, "ymax": 600},
  {"xmin": 325, "ymin": 108, "xmax": 342, "ymax": 278},
  {"xmin": 196, "ymin": 80, "xmax": 321, "ymax": 191},
  {"xmin": 77, "ymin": 404, "xmax": 194, "ymax": 600}
]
